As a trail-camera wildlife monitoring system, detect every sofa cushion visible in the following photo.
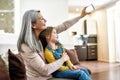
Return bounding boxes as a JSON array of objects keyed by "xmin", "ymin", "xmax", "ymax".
[
  {"xmin": 8, "ymin": 49, "xmax": 27, "ymax": 80},
  {"xmin": 66, "ymin": 49, "xmax": 80, "ymax": 65}
]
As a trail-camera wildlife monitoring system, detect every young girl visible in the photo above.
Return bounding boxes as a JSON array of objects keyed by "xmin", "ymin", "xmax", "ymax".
[{"xmin": 39, "ymin": 27, "xmax": 92, "ymax": 80}]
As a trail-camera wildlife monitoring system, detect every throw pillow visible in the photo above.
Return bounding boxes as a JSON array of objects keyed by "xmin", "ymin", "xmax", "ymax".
[
  {"xmin": 65, "ymin": 49, "xmax": 80, "ymax": 65},
  {"xmin": 8, "ymin": 49, "xmax": 27, "ymax": 80}
]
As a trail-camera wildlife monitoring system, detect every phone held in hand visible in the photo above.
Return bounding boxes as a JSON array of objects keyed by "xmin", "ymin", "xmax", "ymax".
[{"xmin": 85, "ymin": 4, "xmax": 95, "ymax": 13}]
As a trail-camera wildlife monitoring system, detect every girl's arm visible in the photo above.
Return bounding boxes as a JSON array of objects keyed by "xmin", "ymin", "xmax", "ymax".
[{"xmin": 44, "ymin": 48, "xmax": 70, "ymax": 71}]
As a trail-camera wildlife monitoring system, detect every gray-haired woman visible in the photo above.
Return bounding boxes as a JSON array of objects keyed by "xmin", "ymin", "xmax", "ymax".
[{"xmin": 17, "ymin": 7, "xmax": 87, "ymax": 80}]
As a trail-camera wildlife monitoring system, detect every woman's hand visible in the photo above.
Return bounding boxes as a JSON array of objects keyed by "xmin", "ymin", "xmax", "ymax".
[
  {"xmin": 79, "ymin": 7, "xmax": 88, "ymax": 18},
  {"xmin": 61, "ymin": 52, "xmax": 70, "ymax": 62}
]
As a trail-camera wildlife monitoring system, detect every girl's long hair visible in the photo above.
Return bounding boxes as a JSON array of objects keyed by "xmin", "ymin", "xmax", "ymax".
[{"xmin": 39, "ymin": 27, "xmax": 54, "ymax": 50}]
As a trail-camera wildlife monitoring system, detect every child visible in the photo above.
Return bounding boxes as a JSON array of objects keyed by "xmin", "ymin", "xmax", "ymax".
[{"xmin": 39, "ymin": 27, "xmax": 92, "ymax": 80}]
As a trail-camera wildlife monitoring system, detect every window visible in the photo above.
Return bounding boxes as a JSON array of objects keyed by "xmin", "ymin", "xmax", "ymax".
[
  {"xmin": 0, "ymin": 0, "xmax": 14, "ymax": 33},
  {"xmin": 0, "ymin": 0, "xmax": 20, "ymax": 34}
]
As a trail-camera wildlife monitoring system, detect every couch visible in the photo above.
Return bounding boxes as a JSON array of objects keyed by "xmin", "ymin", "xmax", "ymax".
[
  {"xmin": 0, "ymin": 55, "xmax": 10, "ymax": 80},
  {"xmin": 0, "ymin": 47, "xmax": 91, "ymax": 80}
]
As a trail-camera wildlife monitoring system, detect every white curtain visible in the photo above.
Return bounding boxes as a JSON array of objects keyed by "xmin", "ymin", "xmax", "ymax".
[{"xmin": 115, "ymin": 2, "xmax": 120, "ymax": 62}]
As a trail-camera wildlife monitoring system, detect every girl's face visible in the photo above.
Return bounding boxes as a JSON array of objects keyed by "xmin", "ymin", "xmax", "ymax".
[
  {"xmin": 48, "ymin": 29, "xmax": 58, "ymax": 43},
  {"xmin": 32, "ymin": 12, "xmax": 47, "ymax": 31}
]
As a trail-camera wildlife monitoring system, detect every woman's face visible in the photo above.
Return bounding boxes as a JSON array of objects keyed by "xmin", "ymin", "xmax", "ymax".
[{"xmin": 33, "ymin": 12, "xmax": 47, "ymax": 31}]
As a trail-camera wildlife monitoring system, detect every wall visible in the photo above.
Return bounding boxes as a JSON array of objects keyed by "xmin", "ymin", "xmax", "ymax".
[
  {"xmin": 0, "ymin": 0, "xmax": 69, "ymax": 44},
  {"xmin": 20, "ymin": 0, "xmax": 68, "ymax": 26},
  {"xmin": 66, "ymin": 13, "xmax": 86, "ymax": 46},
  {"xmin": 91, "ymin": 9, "xmax": 109, "ymax": 62}
]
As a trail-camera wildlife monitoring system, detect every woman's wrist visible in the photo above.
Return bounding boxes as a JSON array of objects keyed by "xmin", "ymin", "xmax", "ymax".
[
  {"xmin": 78, "ymin": 15, "xmax": 83, "ymax": 19},
  {"xmin": 61, "ymin": 56, "xmax": 66, "ymax": 62},
  {"xmin": 79, "ymin": 13, "xmax": 86, "ymax": 19}
]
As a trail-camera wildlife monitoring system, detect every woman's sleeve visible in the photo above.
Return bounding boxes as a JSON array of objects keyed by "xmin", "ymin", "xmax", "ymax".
[
  {"xmin": 44, "ymin": 48, "xmax": 69, "ymax": 71},
  {"xmin": 54, "ymin": 16, "xmax": 80, "ymax": 34},
  {"xmin": 21, "ymin": 44, "xmax": 65, "ymax": 76}
]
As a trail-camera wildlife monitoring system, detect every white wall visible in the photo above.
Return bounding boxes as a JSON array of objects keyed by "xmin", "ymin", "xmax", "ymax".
[
  {"xmin": 91, "ymin": 9, "xmax": 109, "ymax": 62},
  {"xmin": 0, "ymin": 0, "xmax": 69, "ymax": 44},
  {"xmin": 65, "ymin": 13, "xmax": 85, "ymax": 46},
  {"xmin": 20, "ymin": 0, "xmax": 68, "ymax": 26}
]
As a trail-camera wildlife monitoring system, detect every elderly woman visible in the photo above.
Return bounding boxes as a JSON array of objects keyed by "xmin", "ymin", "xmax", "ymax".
[{"xmin": 17, "ymin": 7, "xmax": 88, "ymax": 80}]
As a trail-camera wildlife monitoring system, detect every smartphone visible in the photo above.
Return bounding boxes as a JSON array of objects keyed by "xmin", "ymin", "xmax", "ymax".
[{"xmin": 85, "ymin": 4, "xmax": 95, "ymax": 13}]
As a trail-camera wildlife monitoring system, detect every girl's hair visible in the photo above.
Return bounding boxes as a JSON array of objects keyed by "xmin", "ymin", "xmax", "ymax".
[
  {"xmin": 17, "ymin": 10, "xmax": 42, "ymax": 52},
  {"xmin": 39, "ymin": 27, "xmax": 54, "ymax": 50}
]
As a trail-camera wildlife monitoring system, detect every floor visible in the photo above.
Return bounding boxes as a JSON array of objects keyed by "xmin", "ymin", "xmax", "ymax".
[{"xmin": 80, "ymin": 61, "xmax": 120, "ymax": 80}]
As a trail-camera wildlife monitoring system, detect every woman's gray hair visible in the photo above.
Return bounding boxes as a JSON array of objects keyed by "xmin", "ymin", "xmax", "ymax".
[{"xmin": 17, "ymin": 10, "xmax": 41, "ymax": 52}]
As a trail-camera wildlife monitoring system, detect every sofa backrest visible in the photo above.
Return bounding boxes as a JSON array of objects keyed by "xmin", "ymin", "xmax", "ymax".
[
  {"xmin": 66, "ymin": 49, "xmax": 80, "ymax": 65},
  {"xmin": 0, "ymin": 44, "xmax": 17, "ymax": 55},
  {"xmin": 0, "ymin": 55, "xmax": 10, "ymax": 80}
]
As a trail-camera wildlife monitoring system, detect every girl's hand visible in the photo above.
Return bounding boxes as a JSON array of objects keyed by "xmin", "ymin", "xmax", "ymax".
[{"xmin": 69, "ymin": 66, "xmax": 78, "ymax": 70}]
